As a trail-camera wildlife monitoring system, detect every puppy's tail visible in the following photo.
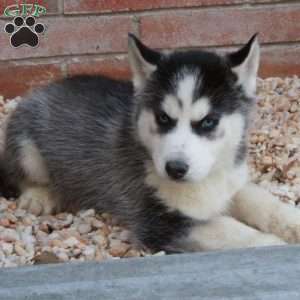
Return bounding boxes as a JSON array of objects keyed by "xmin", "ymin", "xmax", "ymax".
[{"xmin": 0, "ymin": 157, "xmax": 18, "ymax": 199}]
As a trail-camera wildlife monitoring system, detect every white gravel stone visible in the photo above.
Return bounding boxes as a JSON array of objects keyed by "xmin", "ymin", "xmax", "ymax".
[
  {"xmin": 78, "ymin": 209, "xmax": 95, "ymax": 218},
  {"xmin": 14, "ymin": 243, "xmax": 27, "ymax": 257},
  {"xmin": 92, "ymin": 235, "xmax": 108, "ymax": 247},
  {"xmin": 1, "ymin": 242, "xmax": 13, "ymax": 255},
  {"xmin": 63, "ymin": 237, "xmax": 79, "ymax": 248},
  {"xmin": 1, "ymin": 229, "xmax": 19, "ymax": 242},
  {"xmin": 0, "ymin": 201, "xmax": 8, "ymax": 212},
  {"xmin": 91, "ymin": 219, "xmax": 105, "ymax": 229},
  {"xmin": 56, "ymin": 251, "xmax": 69, "ymax": 262},
  {"xmin": 82, "ymin": 246, "xmax": 96, "ymax": 259},
  {"xmin": 77, "ymin": 223, "xmax": 92, "ymax": 234}
]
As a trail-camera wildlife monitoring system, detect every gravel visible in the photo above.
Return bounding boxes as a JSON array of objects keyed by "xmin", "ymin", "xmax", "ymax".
[
  {"xmin": 249, "ymin": 77, "xmax": 300, "ymax": 205},
  {"xmin": 0, "ymin": 76, "xmax": 299, "ymax": 267}
]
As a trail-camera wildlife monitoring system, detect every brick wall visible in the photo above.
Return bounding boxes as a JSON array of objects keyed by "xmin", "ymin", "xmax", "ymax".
[{"xmin": 0, "ymin": 0, "xmax": 299, "ymax": 98}]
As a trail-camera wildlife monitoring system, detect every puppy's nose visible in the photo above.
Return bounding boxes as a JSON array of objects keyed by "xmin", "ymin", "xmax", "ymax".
[{"xmin": 165, "ymin": 160, "xmax": 189, "ymax": 180}]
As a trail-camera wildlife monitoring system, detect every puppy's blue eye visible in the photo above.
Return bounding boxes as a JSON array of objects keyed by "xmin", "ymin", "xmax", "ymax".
[
  {"xmin": 201, "ymin": 117, "xmax": 218, "ymax": 130},
  {"xmin": 192, "ymin": 115, "xmax": 219, "ymax": 134}
]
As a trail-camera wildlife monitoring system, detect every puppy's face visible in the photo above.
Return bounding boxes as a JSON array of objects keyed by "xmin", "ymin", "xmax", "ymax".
[{"xmin": 129, "ymin": 34, "xmax": 259, "ymax": 182}]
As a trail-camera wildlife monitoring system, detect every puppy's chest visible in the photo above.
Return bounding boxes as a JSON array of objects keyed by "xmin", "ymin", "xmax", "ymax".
[{"xmin": 146, "ymin": 164, "xmax": 248, "ymax": 221}]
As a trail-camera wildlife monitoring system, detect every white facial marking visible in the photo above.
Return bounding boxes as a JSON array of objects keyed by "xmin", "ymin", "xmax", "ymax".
[
  {"xmin": 138, "ymin": 99, "xmax": 246, "ymax": 182},
  {"xmin": 162, "ymin": 95, "xmax": 181, "ymax": 119},
  {"xmin": 176, "ymin": 74, "xmax": 197, "ymax": 107},
  {"xmin": 191, "ymin": 97, "xmax": 211, "ymax": 121},
  {"xmin": 175, "ymin": 73, "xmax": 211, "ymax": 122}
]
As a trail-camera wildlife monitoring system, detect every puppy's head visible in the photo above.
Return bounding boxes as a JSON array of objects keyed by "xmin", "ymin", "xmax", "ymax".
[{"xmin": 128, "ymin": 34, "xmax": 259, "ymax": 182}]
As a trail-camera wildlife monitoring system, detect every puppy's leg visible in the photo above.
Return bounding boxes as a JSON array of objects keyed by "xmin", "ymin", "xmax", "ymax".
[
  {"xmin": 12, "ymin": 139, "xmax": 56, "ymax": 215},
  {"xmin": 185, "ymin": 216, "xmax": 285, "ymax": 251},
  {"xmin": 230, "ymin": 183, "xmax": 300, "ymax": 243}
]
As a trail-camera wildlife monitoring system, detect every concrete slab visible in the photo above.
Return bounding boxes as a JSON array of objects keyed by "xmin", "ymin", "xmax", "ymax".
[{"xmin": 0, "ymin": 245, "xmax": 300, "ymax": 299}]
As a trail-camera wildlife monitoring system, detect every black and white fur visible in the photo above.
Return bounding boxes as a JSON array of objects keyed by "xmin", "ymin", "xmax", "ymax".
[{"xmin": 2, "ymin": 34, "xmax": 300, "ymax": 252}]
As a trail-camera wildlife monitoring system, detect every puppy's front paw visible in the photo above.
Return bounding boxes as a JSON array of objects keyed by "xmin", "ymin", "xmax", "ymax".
[
  {"xmin": 251, "ymin": 233, "xmax": 286, "ymax": 247},
  {"xmin": 18, "ymin": 186, "xmax": 55, "ymax": 215},
  {"xmin": 269, "ymin": 208, "xmax": 300, "ymax": 244},
  {"xmin": 280, "ymin": 223, "xmax": 300, "ymax": 244}
]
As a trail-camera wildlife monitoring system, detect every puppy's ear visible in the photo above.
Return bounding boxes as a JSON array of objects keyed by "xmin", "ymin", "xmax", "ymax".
[
  {"xmin": 128, "ymin": 33, "xmax": 162, "ymax": 89},
  {"xmin": 228, "ymin": 34, "xmax": 260, "ymax": 97}
]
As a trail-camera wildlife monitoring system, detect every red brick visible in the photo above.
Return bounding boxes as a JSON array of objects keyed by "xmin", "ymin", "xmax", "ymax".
[
  {"xmin": 0, "ymin": 43, "xmax": 299, "ymax": 99},
  {"xmin": 66, "ymin": 45, "xmax": 300, "ymax": 81},
  {"xmin": 67, "ymin": 56, "xmax": 130, "ymax": 79},
  {"xmin": 260, "ymin": 45, "xmax": 300, "ymax": 78},
  {"xmin": 0, "ymin": 15, "xmax": 132, "ymax": 61},
  {"xmin": 0, "ymin": 63, "xmax": 63, "ymax": 98},
  {"xmin": 0, "ymin": 0, "xmax": 60, "ymax": 17},
  {"xmin": 64, "ymin": 0, "xmax": 283, "ymax": 14},
  {"xmin": 140, "ymin": 6, "xmax": 300, "ymax": 49},
  {"xmin": 64, "ymin": 0, "xmax": 239, "ymax": 14}
]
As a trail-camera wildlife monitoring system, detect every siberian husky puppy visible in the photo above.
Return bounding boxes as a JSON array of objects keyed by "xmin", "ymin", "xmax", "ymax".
[{"xmin": 2, "ymin": 34, "xmax": 300, "ymax": 252}]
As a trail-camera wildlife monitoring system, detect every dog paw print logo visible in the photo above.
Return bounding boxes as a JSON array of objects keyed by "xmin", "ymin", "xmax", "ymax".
[{"xmin": 4, "ymin": 16, "xmax": 45, "ymax": 48}]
